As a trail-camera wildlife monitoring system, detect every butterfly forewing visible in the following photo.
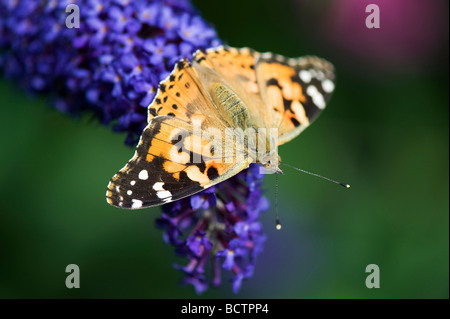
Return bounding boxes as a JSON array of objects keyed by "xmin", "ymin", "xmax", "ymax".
[{"xmin": 107, "ymin": 60, "xmax": 252, "ymax": 209}]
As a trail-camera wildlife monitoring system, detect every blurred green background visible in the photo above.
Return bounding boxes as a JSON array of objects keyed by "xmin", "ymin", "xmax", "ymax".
[{"xmin": 0, "ymin": 0, "xmax": 448, "ymax": 298}]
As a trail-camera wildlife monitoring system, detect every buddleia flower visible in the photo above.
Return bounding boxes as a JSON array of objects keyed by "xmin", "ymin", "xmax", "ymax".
[{"xmin": 0, "ymin": 0, "xmax": 268, "ymax": 294}]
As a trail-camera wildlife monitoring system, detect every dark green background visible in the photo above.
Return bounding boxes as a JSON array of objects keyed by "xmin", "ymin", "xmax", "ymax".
[{"xmin": 0, "ymin": 0, "xmax": 448, "ymax": 298}]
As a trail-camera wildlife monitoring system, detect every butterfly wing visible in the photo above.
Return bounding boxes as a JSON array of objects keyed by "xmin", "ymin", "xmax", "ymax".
[
  {"xmin": 147, "ymin": 59, "xmax": 214, "ymax": 122},
  {"xmin": 193, "ymin": 46, "xmax": 336, "ymax": 145},
  {"xmin": 192, "ymin": 46, "xmax": 268, "ymax": 129},
  {"xmin": 255, "ymin": 53, "xmax": 336, "ymax": 144},
  {"xmin": 106, "ymin": 61, "xmax": 251, "ymax": 209}
]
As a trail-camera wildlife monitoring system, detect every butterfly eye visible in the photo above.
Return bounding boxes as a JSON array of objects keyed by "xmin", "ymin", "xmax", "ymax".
[{"xmin": 261, "ymin": 160, "xmax": 283, "ymax": 175}]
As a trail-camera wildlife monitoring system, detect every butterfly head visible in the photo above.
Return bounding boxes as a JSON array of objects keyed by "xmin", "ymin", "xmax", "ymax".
[{"xmin": 261, "ymin": 154, "xmax": 284, "ymax": 175}]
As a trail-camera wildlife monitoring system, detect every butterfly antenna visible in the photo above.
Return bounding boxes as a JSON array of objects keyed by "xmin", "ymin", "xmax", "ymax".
[
  {"xmin": 281, "ymin": 163, "xmax": 350, "ymax": 188},
  {"xmin": 275, "ymin": 173, "xmax": 282, "ymax": 230}
]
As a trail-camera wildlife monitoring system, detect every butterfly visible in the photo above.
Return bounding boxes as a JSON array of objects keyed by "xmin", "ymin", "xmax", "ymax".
[{"xmin": 106, "ymin": 46, "xmax": 335, "ymax": 209}]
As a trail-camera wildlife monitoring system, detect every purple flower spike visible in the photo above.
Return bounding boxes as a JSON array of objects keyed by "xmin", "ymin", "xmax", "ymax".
[
  {"xmin": 1, "ymin": 0, "xmax": 269, "ymax": 294},
  {"xmin": 161, "ymin": 164, "xmax": 268, "ymax": 293},
  {"xmin": 0, "ymin": 0, "xmax": 220, "ymax": 146}
]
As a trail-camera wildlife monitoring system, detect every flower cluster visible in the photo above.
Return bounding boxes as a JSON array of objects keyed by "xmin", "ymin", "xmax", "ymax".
[
  {"xmin": 157, "ymin": 164, "xmax": 268, "ymax": 294},
  {"xmin": 0, "ymin": 0, "xmax": 269, "ymax": 294},
  {"xmin": 0, "ymin": 0, "xmax": 220, "ymax": 145}
]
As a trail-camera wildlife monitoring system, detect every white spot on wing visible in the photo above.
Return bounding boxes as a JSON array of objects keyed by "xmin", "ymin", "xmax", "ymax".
[
  {"xmin": 153, "ymin": 182, "xmax": 165, "ymax": 191},
  {"xmin": 127, "ymin": 190, "xmax": 132, "ymax": 195},
  {"xmin": 130, "ymin": 180, "xmax": 136, "ymax": 186},
  {"xmin": 299, "ymin": 70, "xmax": 312, "ymax": 83},
  {"xmin": 138, "ymin": 169, "xmax": 148, "ymax": 180},
  {"xmin": 156, "ymin": 190, "xmax": 172, "ymax": 199},
  {"xmin": 306, "ymin": 85, "xmax": 326, "ymax": 109},
  {"xmin": 322, "ymin": 79, "xmax": 335, "ymax": 93},
  {"xmin": 131, "ymin": 199, "xmax": 143, "ymax": 208}
]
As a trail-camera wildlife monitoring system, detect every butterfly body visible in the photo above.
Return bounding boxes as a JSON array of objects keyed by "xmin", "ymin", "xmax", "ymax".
[
  {"xmin": 106, "ymin": 46, "xmax": 335, "ymax": 209},
  {"xmin": 211, "ymin": 83, "xmax": 250, "ymax": 130}
]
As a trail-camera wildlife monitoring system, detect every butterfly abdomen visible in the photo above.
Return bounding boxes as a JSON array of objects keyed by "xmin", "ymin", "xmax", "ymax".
[{"xmin": 211, "ymin": 83, "xmax": 249, "ymax": 129}]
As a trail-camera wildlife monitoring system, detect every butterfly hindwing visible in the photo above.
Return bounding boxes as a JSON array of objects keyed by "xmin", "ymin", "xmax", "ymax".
[{"xmin": 193, "ymin": 46, "xmax": 336, "ymax": 144}]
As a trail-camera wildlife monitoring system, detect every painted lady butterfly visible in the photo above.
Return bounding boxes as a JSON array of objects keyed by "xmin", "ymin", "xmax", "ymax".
[{"xmin": 106, "ymin": 46, "xmax": 335, "ymax": 209}]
